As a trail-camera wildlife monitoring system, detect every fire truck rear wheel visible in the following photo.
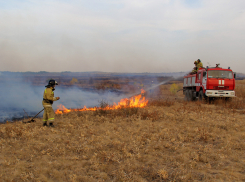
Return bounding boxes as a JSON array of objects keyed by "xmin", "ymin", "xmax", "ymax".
[
  {"xmin": 188, "ymin": 90, "xmax": 193, "ymax": 101},
  {"xmin": 185, "ymin": 90, "xmax": 191, "ymax": 101},
  {"xmin": 190, "ymin": 90, "xmax": 197, "ymax": 101},
  {"xmin": 184, "ymin": 90, "xmax": 190, "ymax": 101},
  {"xmin": 198, "ymin": 91, "xmax": 204, "ymax": 101},
  {"xmin": 185, "ymin": 90, "xmax": 190, "ymax": 101},
  {"xmin": 184, "ymin": 90, "xmax": 188, "ymax": 101}
]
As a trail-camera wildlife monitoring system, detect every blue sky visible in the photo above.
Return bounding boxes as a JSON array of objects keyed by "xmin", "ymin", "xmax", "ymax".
[{"xmin": 0, "ymin": 0, "xmax": 245, "ymax": 72}]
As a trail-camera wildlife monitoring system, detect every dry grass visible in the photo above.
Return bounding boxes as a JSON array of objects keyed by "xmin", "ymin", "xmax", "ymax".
[{"xmin": 1, "ymin": 81, "xmax": 245, "ymax": 181}]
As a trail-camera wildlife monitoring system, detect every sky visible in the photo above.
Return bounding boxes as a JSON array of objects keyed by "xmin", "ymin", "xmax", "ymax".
[{"xmin": 0, "ymin": 0, "xmax": 245, "ymax": 73}]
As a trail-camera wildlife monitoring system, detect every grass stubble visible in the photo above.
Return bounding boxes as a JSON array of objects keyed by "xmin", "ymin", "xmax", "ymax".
[{"xmin": 0, "ymin": 81, "xmax": 245, "ymax": 181}]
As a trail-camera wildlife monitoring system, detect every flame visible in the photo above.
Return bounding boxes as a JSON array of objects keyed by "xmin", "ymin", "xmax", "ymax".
[{"xmin": 55, "ymin": 89, "xmax": 148, "ymax": 115}]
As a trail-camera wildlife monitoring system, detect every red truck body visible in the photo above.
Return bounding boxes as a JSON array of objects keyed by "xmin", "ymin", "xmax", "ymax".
[{"xmin": 183, "ymin": 66, "xmax": 236, "ymax": 101}]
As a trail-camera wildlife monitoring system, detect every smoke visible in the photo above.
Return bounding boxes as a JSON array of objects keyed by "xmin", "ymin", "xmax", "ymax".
[
  {"xmin": 53, "ymin": 87, "xmax": 127, "ymax": 109},
  {"xmin": 0, "ymin": 71, "xmax": 188, "ymax": 122},
  {"xmin": 0, "ymin": 76, "xmax": 127, "ymax": 122}
]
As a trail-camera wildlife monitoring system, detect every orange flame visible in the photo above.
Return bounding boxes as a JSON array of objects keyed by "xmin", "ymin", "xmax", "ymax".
[{"xmin": 55, "ymin": 89, "xmax": 148, "ymax": 115}]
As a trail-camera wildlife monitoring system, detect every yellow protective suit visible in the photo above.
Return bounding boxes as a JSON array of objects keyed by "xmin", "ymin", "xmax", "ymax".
[
  {"xmin": 197, "ymin": 61, "xmax": 203, "ymax": 70},
  {"xmin": 42, "ymin": 87, "xmax": 58, "ymax": 125}
]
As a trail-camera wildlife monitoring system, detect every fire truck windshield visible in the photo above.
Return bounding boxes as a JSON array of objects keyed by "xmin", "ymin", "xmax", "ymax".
[{"xmin": 208, "ymin": 70, "xmax": 233, "ymax": 79}]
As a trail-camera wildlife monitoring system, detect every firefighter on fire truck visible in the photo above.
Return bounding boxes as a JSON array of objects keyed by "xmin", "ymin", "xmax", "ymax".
[
  {"xmin": 196, "ymin": 59, "xmax": 203, "ymax": 70},
  {"xmin": 42, "ymin": 79, "xmax": 60, "ymax": 127},
  {"xmin": 192, "ymin": 59, "xmax": 203, "ymax": 74}
]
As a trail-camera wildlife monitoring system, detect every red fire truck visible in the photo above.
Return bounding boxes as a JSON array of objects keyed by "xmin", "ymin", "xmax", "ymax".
[{"xmin": 183, "ymin": 64, "xmax": 236, "ymax": 101}]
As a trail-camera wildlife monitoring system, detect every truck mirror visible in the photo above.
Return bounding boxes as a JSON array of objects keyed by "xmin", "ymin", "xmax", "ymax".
[{"xmin": 234, "ymin": 72, "xmax": 236, "ymax": 79}]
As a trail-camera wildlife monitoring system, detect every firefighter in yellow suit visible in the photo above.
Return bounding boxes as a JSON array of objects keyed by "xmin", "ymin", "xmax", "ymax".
[
  {"xmin": 42, "ymin": 79, "xmax": 60, "ymax": 127},
  {"xmin": 196, "ymin": 59, "xmax": 203, "ymax": 70},
  {"xmin": 192, "ymin": 59, "xmax": 203, "ymax": 74}
]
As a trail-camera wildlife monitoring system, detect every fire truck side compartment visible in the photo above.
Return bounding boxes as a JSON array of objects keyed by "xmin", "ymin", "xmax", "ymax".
[
  {"xmin": 192, "ymin": 77, "xmax": 196, "ymax": 86},
  {"xmin": 184, "ymin": 76, "xmax": 196, "ymax": 87}
]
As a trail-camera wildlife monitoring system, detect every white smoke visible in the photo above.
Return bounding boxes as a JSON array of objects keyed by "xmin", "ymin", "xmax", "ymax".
[
  {"xmin": 0, "ymin": 79, "xmax": 127, "ymax": 122},
  {"xmin": 53, "ymin": 87, "xmax": 127, "ymax": 109},
  {"xmin": 0, "ymin": 72, "xmax": 187, "ymax": 122}
]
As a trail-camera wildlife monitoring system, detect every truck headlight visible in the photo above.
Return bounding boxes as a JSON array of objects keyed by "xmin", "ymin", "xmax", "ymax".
[
  {"xmin": 231, "ymin": 92, "xmax": 235, "ymax": 95},
  {"xmin": 207, "ymin": 92, "xmax": 212, "ymax": 95}
]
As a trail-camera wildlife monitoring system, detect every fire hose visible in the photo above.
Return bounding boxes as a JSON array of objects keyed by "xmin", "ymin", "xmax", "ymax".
[{"xmin": 23, "ymin": 109, "xmax": 44, "ymax": 124}]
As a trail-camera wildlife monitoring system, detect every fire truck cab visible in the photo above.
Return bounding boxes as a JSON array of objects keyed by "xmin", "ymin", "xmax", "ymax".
[{"xmin": 183, "ymin": 65, "xmax": 236, "ymax": 101}]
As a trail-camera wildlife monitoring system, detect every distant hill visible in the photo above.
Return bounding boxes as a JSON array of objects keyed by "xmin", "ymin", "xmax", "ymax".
[
  {"xmin": 236, "ymin": 73, "xmax": 245, "ymax": 80},
  {"xmin": 0, "ymin": 71, "xmax": 186, "ymax": 77}
]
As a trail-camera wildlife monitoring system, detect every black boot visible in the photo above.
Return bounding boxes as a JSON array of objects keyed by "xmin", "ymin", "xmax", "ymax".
[
  {"xmin": 49, "ymin": 123, "xmax": 54, "ymax": 127},
  {"xmin": 43, "ymin": 123, "xmax": 48, "ymax": 127}
]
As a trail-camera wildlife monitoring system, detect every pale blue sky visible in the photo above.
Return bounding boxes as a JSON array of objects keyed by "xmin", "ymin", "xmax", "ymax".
[{"xmin": 0, "ymin": 0, "xmax": 245, "ymax": 72}]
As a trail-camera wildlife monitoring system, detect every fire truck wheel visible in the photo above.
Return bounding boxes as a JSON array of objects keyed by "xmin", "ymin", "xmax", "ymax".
[
  {"xmin": 198, "ymin": 91, "xmax": 204, "ymax": 101},
  {"xmin": 190, "ymin": 90, "xmax": 197, "ymax": 101},
  {"xmin": 184, "ymin": 91, "xmax": 188, "ymax": 101},
  {"xmin": 185, "ymin": 90, "xmax": 191, "ymax": 101},
  {"xmin": 188, "ymin": 90, "xmax": 193, "ymax": 101}
]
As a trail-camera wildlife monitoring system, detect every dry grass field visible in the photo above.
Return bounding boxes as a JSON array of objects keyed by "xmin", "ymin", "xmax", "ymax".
[{"xmin": 1, "ymin": 81, "xmax": 245, "ymax": 181}]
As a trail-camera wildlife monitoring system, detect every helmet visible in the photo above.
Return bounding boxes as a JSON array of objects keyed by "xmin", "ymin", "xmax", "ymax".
[
  {"xmin": 46, "ymin": 79, "xmax": 58, "ymax": 87},
  {"xmin": 197, "ymin": 59, "xmax": 201, "ymax": 62}
]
